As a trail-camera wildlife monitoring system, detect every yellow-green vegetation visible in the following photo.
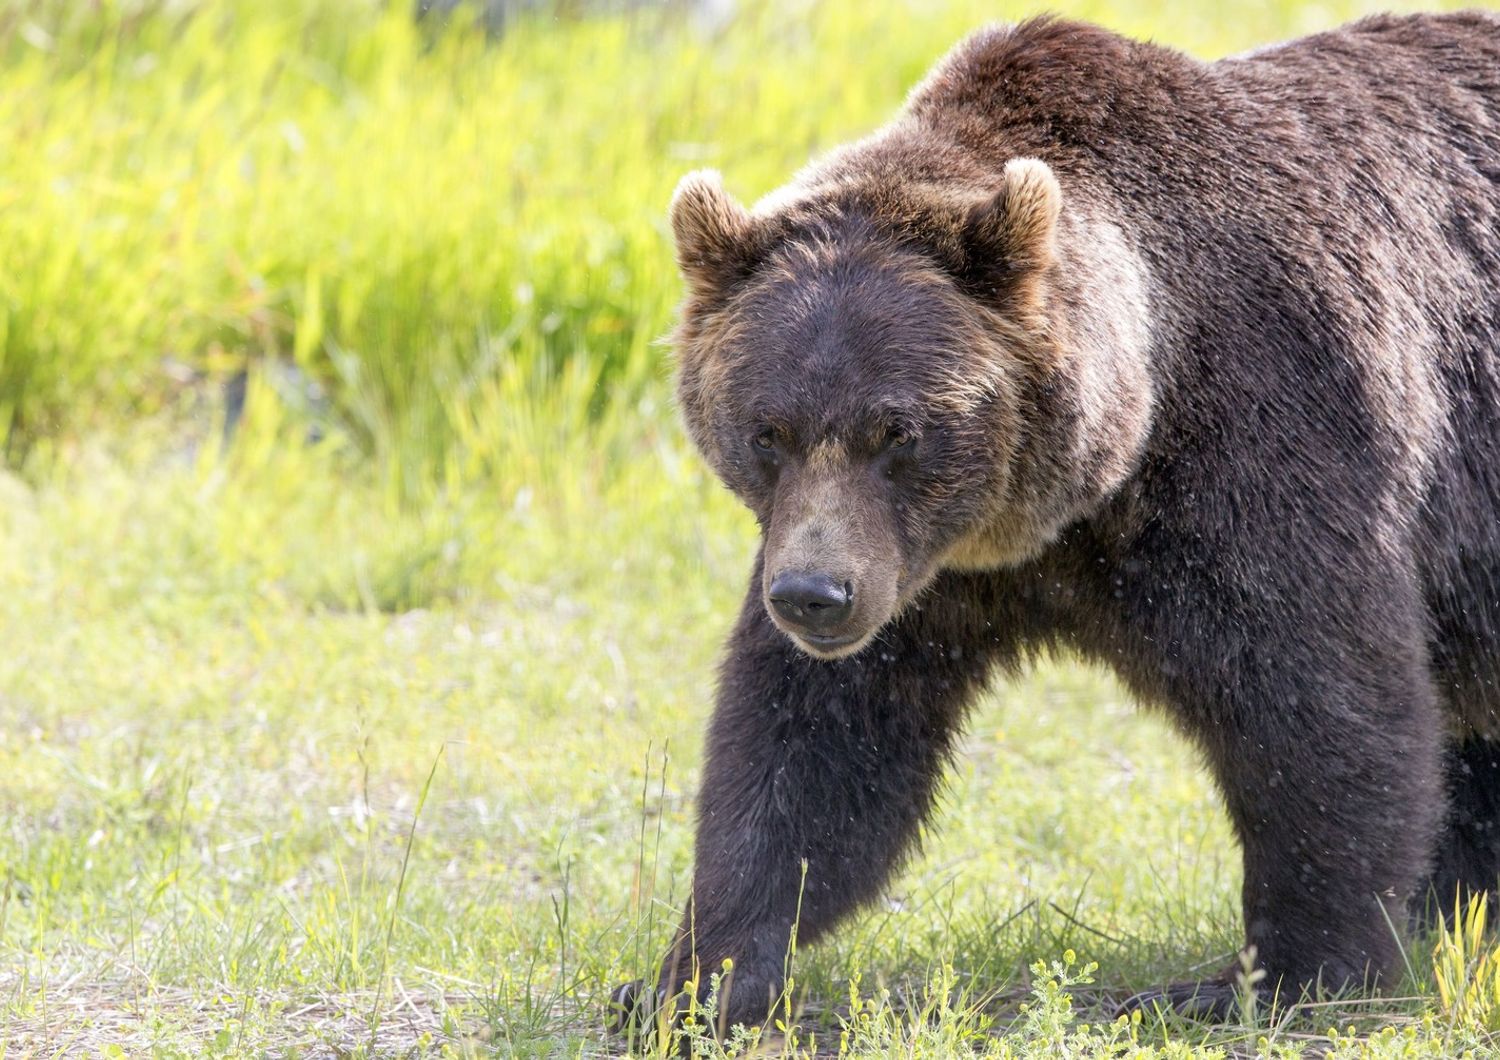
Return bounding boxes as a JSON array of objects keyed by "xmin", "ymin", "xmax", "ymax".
[
  {"xmin": 1433, "ymin": 895, "xmax": 1500, "ymax": 1034},
  {"xmin": 2, "ymin": 0, "xmax": 1499, "ymax": 1055}
]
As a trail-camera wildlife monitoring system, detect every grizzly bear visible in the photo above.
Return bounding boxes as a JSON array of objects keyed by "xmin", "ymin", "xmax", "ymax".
[{"xmin": 615, "ymin": 11, "xmax": 1500, "ymax": 1029}]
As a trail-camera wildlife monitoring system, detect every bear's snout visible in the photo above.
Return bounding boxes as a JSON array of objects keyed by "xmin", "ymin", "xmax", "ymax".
[{"xmin": 758, "ymin": 449, "xmax": 907, "ymax": 659}]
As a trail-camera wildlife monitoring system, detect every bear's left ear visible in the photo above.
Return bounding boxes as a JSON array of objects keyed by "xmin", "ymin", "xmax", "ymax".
[{"xmin": 958, "ymin": 157, "xmax": 1062, "ymax": 317}]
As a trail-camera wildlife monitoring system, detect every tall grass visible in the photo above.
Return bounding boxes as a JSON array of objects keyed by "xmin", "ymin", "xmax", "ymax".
[{"xmin": 0, "ymin": 0, "xmax": 1475, "ymax": 494}]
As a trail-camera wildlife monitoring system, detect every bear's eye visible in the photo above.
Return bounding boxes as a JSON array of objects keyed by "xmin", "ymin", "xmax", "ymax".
[
  {"xmin": 885, "ymin": 427, "xmax": 914, "ymax": 451},
  {"xmin": 752, "ymin": 427, "xmax": 777, "ymax": 454}
]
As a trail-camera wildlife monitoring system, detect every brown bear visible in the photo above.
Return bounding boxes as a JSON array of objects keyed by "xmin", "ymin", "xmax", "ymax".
[{"xmin": 616, "ymin": 10, "xmax": 1500, "ymax": 1030}]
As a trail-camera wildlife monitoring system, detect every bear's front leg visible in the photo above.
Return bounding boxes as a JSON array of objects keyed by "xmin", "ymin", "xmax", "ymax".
[
  {"xmin": 616, "ymin": 569, "xmax": 1001, "ymax": 1036},
  {"xmin": 1127, "ymin": 588, "xmax": 1446, "ymax": 1019}
]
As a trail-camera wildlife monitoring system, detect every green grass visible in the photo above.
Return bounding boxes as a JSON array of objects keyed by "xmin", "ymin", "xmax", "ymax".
[{"xmin": 5, "ymin": 0, "xmax": 1500, "ymax": 1055}]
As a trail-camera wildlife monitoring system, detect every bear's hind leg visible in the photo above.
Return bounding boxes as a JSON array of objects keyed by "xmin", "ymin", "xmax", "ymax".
[{"xmin": 1124, "ymin": 564, "xmax": 1447, "ymax": 1020}]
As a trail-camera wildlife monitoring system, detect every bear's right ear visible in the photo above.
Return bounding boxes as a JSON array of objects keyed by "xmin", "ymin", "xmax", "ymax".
[
  {"xmin": 670, "ymin": 170, "xmax": 761, "ymax": 295},
  {"xmin": 958, "ymin": 157, "xmax": 1062, "ymax": 318}
]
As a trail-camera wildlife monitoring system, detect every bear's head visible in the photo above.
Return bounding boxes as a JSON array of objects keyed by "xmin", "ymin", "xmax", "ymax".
[{"xmin": 668, "ymin": 158, "xmax": 1147, "ymax": 659}]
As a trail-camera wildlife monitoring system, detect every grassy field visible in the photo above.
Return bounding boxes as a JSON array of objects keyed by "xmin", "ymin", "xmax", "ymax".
[{"xmin": 4, "ymin": 0, "xmax": 1500, "ymax": 1055}]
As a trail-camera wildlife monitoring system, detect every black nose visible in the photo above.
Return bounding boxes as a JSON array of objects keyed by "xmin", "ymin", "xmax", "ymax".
[{"xmin": 768, "ymin": 572, "xmax": 853, "ymax": 633}]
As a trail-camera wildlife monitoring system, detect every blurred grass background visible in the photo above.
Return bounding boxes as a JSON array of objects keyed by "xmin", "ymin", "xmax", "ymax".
[
  {"xmin": 1, "ymin": 0, "xmax": 1468, "ymax": 497},
  {"xmin": 1, "ymin": 0, "xmax": 1498, "ymax": 1055}
]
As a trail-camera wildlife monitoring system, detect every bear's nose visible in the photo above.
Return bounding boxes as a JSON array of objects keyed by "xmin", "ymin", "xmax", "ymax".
[{"xmin": 768, "ymin": 572, "xmax": 853, "ymax": 633}]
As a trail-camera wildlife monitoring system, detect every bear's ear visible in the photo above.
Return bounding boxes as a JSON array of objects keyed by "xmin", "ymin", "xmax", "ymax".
[
  {"xmin": 670, "ymin": 170, "xmax": 761, "ymax": 295},
  {"xmin": 958, "ymin": 157, "xmax": 1062, "ymax": 316}
]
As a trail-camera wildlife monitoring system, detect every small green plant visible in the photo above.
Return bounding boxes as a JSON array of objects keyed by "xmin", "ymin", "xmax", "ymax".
[
  {"xmin": 1234, "ymin": 944, "xmax": 1267, "ymax": 1026},
  {"xmin": 1015, "ymin": 950, "xmax": 1098, "ymax": 1049}
]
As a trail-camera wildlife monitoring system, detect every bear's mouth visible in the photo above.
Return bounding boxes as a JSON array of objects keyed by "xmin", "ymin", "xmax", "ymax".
[
  {"xmin": 798, "ymin": 631, "xmax": 861, "ymax": 649},
  {"xmin": 790, "ymin": 629, "xmax": 871, "ymax": 660}
]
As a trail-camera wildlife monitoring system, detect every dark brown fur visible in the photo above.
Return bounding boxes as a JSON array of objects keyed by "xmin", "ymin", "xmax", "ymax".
[{"xmin": 616, "ymin": 11, "xmax": 1500, "ymax": 1028}]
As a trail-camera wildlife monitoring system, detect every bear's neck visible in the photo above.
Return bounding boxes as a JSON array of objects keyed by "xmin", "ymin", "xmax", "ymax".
[{"xmin": 943, "ymin": 196, "xmax": 1157, "ymax": 572}]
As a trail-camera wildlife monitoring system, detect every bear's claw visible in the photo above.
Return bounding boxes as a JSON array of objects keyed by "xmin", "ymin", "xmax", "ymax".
[
  {"xmin": 1117, "ymin": 980, "xmax": 1245, "ymax": 1022},
  {"xmin": 606, "ymin": 979, "xmax": 665, "ymax": 1035}
]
